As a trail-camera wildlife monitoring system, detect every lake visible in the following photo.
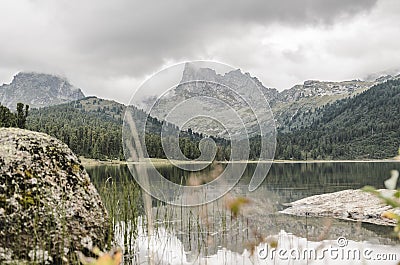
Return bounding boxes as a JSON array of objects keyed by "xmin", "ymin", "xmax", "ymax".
[{"xmin": 87, "ymin": 162, "xmax": 400, "ymax": 264}]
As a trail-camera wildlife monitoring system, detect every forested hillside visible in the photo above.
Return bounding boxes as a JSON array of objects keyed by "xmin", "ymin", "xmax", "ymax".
[
  {"xmin": 26, "ymin": 97, "xmax": 230, "ymax": 160},
  {"xmin": 274, "ymin": 79, "xmax": 400, "ymax": 160},
  {"xmin": 26, "ymin": 97, "xmax": 124, "ymax": 160},
  {"xmin": 8, "ymin": 79, "xmax": 400, "ymax": 161}
]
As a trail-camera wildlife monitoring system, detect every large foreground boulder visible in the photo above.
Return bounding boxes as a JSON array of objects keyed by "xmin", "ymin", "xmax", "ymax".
[{"xmin": 0, "ymin": 128, "xmax": 109, "ymax": 264}]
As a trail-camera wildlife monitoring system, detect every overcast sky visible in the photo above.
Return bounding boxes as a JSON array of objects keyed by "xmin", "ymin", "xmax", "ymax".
[{"xmin": 1, "ymin": 0, "xmax": 399, "ymax": 104}]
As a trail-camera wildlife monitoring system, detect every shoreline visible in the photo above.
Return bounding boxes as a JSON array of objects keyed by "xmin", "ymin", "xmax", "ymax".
[
  {"xmin": 271, "ymin": 159, "xmax": 400, "ymax": 163},
  {"xmin": 80, "ymin": 157, "xmax": 400, "ymax": 167}
]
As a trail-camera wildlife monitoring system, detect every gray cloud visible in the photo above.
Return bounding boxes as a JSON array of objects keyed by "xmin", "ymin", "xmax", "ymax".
[
  {"xmin": 43, "ymin": 0, "xmax": 378, "ymax": 76},
  {"xmin": 0, "ymin": 0, "xmax": 394, "ymax": 104}
]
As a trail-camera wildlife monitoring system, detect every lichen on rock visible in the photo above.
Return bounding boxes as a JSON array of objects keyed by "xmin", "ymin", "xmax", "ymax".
[{"xmin": 0, "ymin": 128, "xmax": 109, "ymax": 263}]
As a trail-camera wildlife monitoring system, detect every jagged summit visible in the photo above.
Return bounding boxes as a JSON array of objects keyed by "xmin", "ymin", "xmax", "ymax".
[
  {"xmin": 0, "ymin": 72, "xmax": 85, "ymax": 110},
  {"xmin": 180, "ymin": 63, "xmax": 382, "ymax": 104},
  {"xmin": 181, "ymin": 63, "xmax": 400, "ymax": 104},
  {"xmin": 161, "ymin": 64, "xmax": 400, "ymax": 133},
  {"xmin": 180, "ymin": 62, "xmax": 279, "ymax": 102},
  {"xmin": 181, "ymin": 63, "xmax": 265, "ymax": 85},
  {"xmin": 181, "ymin": 62, "xmax": 219, "ymax": 83}
]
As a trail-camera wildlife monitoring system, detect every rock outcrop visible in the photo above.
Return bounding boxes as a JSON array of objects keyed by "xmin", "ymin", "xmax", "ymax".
[
  {"xmin": 143, "ymin": 62, "xmax": 277, "ymax": 139},
  {"xmin": 281, "ymin": 189, "xmax": 400, "ymax": 226},
  {"xmin": 0, "ymin": 72, "xmax": 85, "ymax": 110},
  {"xmin": 141, "ymin": 63, "xmax": 391, "ymax": 135},
  {"xmin": 0, "ymin": 128, "xmax": 109, "ymax": 264}
]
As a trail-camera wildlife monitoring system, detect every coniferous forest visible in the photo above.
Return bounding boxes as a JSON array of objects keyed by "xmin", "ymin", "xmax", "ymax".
[
  {"xmin": 275, "ymin": 79, "xmax": 400, "ymax": 160},
  {"xmin": 0, "ymin": 102, "xmax": 29, "ymax": 129},
  {"xmin": 1, "ymin": 79, "xmax": 399, "ymax": 161},
  {"xmin": 24, "ymin": 97, "xmax": 230, "ymax": 160}
]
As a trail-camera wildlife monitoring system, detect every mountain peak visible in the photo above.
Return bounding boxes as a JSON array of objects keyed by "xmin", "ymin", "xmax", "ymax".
[
  {"xmin": 12, "ymin": 72, "xmax": 70, "ymax": 89},
  {"xmin": 0, "ymin": 72, "xmax": 85, "ymax": 110},
  {"xmin": 181, "ymin": 62, "xmax": 218, "ymax": 83},
  {"xmin": 181, "ymin": 63, "xmax": 261, "ymax": 86},
  {"xmin": 14, "ymin": 71, "xmax": 64, "ymax": 79}
]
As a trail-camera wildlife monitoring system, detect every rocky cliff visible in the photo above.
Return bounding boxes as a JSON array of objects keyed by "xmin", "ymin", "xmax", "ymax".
[
  {"xmin": 143, "ymin": 63, "xmax": 394, "ymax": 137},
  {"xmin": 165, "ymin": 64, "xmax": 400, "ymax": 134},
  {"xmin": 0, "ymin": 72, "xmax": 85, "ymax": 110}
]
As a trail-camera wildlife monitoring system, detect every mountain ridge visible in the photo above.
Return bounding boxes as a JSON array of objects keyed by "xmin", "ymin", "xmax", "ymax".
[
  {"xmin": 275, "ymin": 78, "xmax": 400, "ymax": 159},
  {"xmin": 0, "ymin": 72, "xmax": 85, "ymax": 110},
  {"xmin": 181, "ymin": 62, "xmax": 400, "ymax": 105},
  {"xmin": 1, "ymin": 68, "xmax": 397, "ymax": 161},
  {"xmin": 152, "ymin": 63, "xmax": 400, "ymax": 135}
]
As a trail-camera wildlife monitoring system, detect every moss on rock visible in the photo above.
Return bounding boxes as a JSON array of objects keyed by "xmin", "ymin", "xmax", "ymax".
[{"xmin": 0, "ymin": 128, "xmax": 109, "ymax": 264}]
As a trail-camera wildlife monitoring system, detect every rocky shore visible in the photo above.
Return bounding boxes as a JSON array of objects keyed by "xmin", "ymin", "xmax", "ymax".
[{"xmin": 281, "ymin": 189, "xmax": 400, "ymax": 226}]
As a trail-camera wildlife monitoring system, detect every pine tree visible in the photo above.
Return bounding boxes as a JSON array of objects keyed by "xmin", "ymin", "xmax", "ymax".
[{"xmin": 16, "ymin": 103, "xmax": 29, "ymax": 129}]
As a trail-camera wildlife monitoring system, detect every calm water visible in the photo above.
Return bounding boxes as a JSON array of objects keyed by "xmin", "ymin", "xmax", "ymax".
[
  {"xmin": 87, "ymin": 162, "xmax": 400, "ymax": 260},
  {"xmin": 88, "ymin": 161, "xmax": 400, "ymax": 204}
]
